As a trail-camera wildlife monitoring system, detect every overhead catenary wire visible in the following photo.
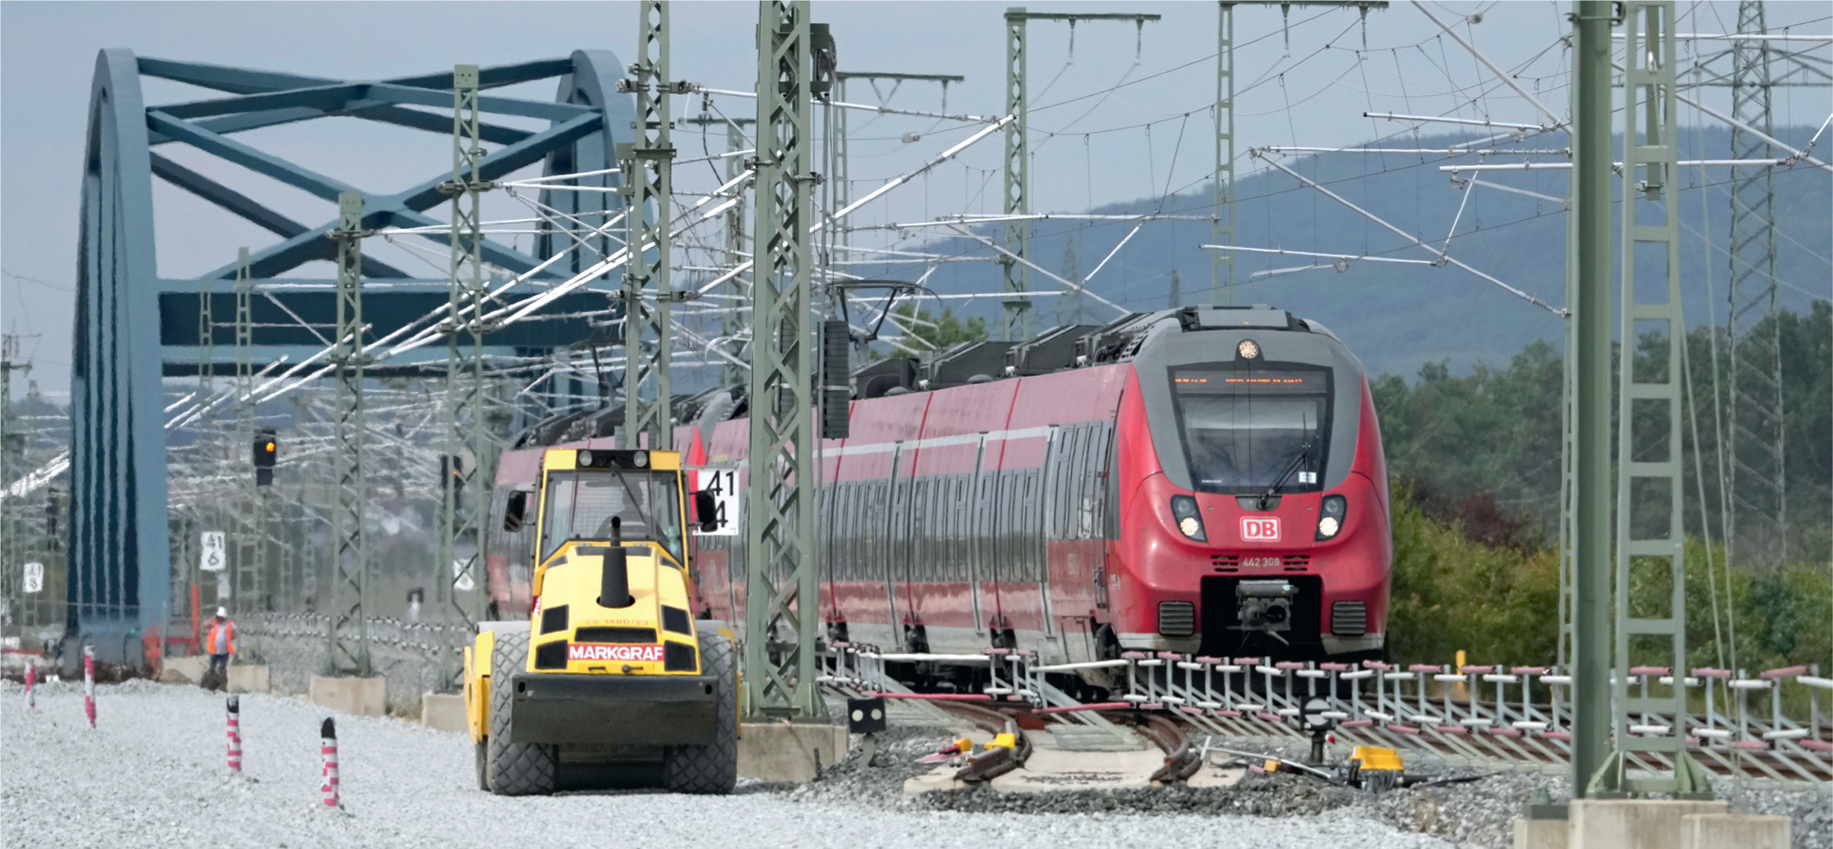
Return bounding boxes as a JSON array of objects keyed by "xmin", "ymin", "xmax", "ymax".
[{"xmin": 1251, "ymin": 150, "xmax": 1562, "ymax": 315}]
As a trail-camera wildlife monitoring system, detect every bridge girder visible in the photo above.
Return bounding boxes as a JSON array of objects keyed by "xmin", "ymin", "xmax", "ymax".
[{"xmin": 69, "ymin": 48, "xmax": 633, "ymax": 661}]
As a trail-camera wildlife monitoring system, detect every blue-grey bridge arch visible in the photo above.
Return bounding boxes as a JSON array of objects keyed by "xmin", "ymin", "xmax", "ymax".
[{"xmin": 69, "ymin": 48, "xmax": 634, "ymax": 663}]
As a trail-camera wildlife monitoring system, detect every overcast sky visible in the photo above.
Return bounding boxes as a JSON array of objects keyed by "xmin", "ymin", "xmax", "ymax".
[{"xmin": 3, "ymin": 0, "xmax": 1828, "ymax": 392}]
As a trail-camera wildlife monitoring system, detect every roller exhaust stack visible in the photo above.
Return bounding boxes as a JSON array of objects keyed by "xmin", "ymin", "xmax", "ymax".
[{"xmin": 599, "ymin": 516, "xmax": 632, "ymax": 609}]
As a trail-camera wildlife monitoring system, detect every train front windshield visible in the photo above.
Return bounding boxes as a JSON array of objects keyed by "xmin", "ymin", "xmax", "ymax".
[
  {"xmin": 540, "ymin": 470, "xmax": 683, "ymax": 562},
  {"xmin": 1169, "ymin": 366, "xmax": 1332, "ymax": 493}
]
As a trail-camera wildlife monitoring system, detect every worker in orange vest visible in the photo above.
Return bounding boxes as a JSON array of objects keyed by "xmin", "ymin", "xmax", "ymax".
[{"xmin": 204, "ymin": 607, "xmax": 236, "ymax": 679}]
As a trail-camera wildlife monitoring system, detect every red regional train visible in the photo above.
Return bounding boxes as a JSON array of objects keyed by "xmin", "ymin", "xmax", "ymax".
[{"xmin": 485, "ymin": 305, "xmax": 1392, "ymax": 679}]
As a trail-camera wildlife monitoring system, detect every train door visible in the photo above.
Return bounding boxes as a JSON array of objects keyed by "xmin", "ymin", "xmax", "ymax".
[
  {"xmin": 1058, "ymin": 423, "xmax": 1100, "ymax": 662},
  {"xmin": 1034, "ymin": 427, "xmax": 1061, "ymax": 639},
  {"xmin": 871, "ymin": 473, "xmax": 896, "ymax": 640},
  {"xmin": 995, "ymin": 466, "xmax": 1049, "ymax": 642},
  {"xmin": 1093, "ymin": 421, "xmax": 1115, "ymax": 612},
  {"xmin": 832, "ymin": 479, "xmax": 882, "ymax": 642},
  {"xmin": 906, "ymin": 475, "xmax": 931, "ymax": 626},
  {"xmin": 820, "ymin": 473, "xmax": 838, "ymax": 625},
  {"xmin": 886, "ymin": 444, "xmax": 918, "ymax": 645},
  {"xmin": 954, "ymin": 473, "xmax": 978, "ymax": 633},
  {"xmin": 992, "ymin": 472, "xmax": 1022, "ymax": 641},
  {"xmin": 967, "ymin": 439, "xmax": 987, "ymax": 633},
  {"xmin": 972, "ymin": 437, "xmax": 1001, "ymax": 638}
]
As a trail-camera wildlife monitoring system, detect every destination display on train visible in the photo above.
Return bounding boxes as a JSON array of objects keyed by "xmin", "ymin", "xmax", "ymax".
[{"xmin": 1170, "ymin": 368, "xmax": 1328, "ymax": 395}]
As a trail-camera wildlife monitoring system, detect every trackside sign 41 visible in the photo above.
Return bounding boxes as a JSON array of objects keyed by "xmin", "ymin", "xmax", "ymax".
[{"xmin": 568, "ymin": 643, "xmax": 664, "ymax": 663}]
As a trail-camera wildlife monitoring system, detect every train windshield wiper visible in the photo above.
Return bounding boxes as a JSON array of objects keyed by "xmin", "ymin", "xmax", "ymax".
[{"xmin": 1256, "ymin": 436, "xmax": 1315, "ymax": 510}]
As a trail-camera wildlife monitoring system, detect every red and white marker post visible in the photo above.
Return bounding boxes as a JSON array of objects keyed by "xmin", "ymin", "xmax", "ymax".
[
  {"xmin": 82, "ymin": 645, "xmax": 96, "ymax": 728},
  {"xmin": 23, "ymin": 663, "xmax": 35, "ymax": 709},
  {"xmin": 320, "ymin": 718, "xmax": 339, "ymax": 807},
  {"xmin": 226, "ymin": 696, "xmax": 242, "ymax": 773}
]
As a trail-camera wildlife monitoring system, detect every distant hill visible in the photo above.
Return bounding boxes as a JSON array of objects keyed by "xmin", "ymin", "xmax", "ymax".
[{"xmin": 877, "ymin": 127, "xmax": 1829, "ymax": 379}]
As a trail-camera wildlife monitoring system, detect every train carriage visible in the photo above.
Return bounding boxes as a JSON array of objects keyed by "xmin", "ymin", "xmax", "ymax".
[{"xmin": 487, "ymin": 304, "xmax": 1393, "ymax": 680}]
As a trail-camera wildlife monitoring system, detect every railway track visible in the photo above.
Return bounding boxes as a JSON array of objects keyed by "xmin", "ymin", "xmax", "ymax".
[{"xmin": 822, "ymin": 643, "xmax": 1833, "ymax": 786}]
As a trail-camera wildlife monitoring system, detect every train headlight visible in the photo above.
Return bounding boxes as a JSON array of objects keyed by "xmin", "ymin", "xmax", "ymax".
[
  {"xmin": 1316, "ymin": 495, "xmax": 1347, "ymax": 540},
  {"xmin": 1170, "ymin": 495, "xmax": 1206, "ymax": 542},
  {"xmin": 1237, "ymin": 339, "xmax": 1260, "ymax": 360}
]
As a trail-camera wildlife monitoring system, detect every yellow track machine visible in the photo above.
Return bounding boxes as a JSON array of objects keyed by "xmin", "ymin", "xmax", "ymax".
[{"xmin": 463, "ymin": 447, "xmax": 735, "ymax": 795}]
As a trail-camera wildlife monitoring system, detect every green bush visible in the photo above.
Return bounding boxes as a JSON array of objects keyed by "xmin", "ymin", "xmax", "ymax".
[
  {"xmin": 1386, "ymin": 481, "xmax": 1560, "ymax": 667},
  {"xmin": 1387, "ymin": 482, "xmax": 1833, "ymax": 681}
]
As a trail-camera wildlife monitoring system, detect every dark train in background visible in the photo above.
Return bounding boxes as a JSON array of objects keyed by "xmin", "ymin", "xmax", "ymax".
[{"xmin": 485, "ymin": 305, "xmax": 1393, "ymax": 679}]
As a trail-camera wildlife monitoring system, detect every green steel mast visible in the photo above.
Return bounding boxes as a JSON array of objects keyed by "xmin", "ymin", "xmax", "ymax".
[
  {"xmin": 621, "ymin": 0, "xmax": 681, "ymax": 452},
  {"xmin": 327, "ymin": 192, "xmax": 372, "ymax": 677},
  {"xmin": 746, "ymin": 0, "xmax": 823, "ymax": 720},
  {"xmin": 440, "ymin": 64, "xmax": 491, "ymax": 686}
]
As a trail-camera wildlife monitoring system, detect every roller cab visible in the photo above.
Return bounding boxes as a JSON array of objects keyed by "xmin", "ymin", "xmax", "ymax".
[{"xmin": 463, "ymin": 447, "xmax": 737, "ymax": 796}]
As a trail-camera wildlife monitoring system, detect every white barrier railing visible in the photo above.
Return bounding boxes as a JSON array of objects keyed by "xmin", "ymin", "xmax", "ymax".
[{"xmin": 818, "ymin": 644, "xmax": 1831, "ymax": 780}]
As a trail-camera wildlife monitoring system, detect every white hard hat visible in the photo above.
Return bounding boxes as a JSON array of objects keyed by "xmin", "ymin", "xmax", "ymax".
[{"xmin": 216, "ymin": 607, "xmax": 228, "ymax": 618}]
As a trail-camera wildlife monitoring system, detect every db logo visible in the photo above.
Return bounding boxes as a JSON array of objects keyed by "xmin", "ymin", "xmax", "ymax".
[{"xmin": 1241, "ymin": 517, "xmax": 1281, "ymax": 542}]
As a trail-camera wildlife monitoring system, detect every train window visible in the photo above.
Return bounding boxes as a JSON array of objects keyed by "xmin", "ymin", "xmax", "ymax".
[
  {"xmin": 1000, "ymin": 475, "xmax": 1018, "ymax": 574},
  {"xmin": 1021, "ymin": 471, "xmax": 1039, "ymax": 582},
  {"xmin": 837, "ymin": 482, "xmax": 851, "ymax": 580},
  {"xmin": 939, "ymin": 476, "xmax": 952, "ymax": 581},
  {"xmin": 955, "ymin": 475, "xmax": 970, "ymax": 582},
  {"xmin": 931, "ymin": 479, "xmax": 945, "ymax": 582},
  {"xmin": 959, "ymin": 476, "xmax": 972, "ymax": 583},
  {"xmin": 914, "ymin": 479, "xmax": 931, "ymax": 582},
  {"xmin": 1071, "ymin": 426, "xmax": 1091, "ymax": 540},
  {"xmin": 975, "ymin": 474, "xmax": 992, "ymax": 571},
  {"xmin": 1050, "ymin": 428, "xmax": 1073, "ymax": 540},
  {"xmin": 853, "ymin": 481, "xmax": 866, "ymax": 580},
  {"xmin": 850, "ymin": 481, "xmax": 864, "ymax": 581},
  {"xmin": 934, "ymin": 478, "xmax": 945, "ymax": 583},
  {"xmin": 923, "ymin": 476, "xmax": 938, "ymax": 586},
  {"xmin": 1062, "ymin": 428, "xmax": 1081, "ymax": 540},
  {"xmin": 1102, "ymin": 422, "xmax": 1119, "ymax": 540},
  {"xmin": 1049, "ymin": 434, "xmax": 1063, "ymax": 541},
  {"xmin": 893, "ymin": 475, "xmax": 909, "ymax": 578},
  {"xmin": 1167, "ymin": 365, "xmax": 1333, "ymax": 495},
  {"xmin": 878, "ymin": 479, "xmax": 892, "ymax": 579},
  {"xmin": 936, "ymin": 476, "xmax": 949, "ymax": 582}
]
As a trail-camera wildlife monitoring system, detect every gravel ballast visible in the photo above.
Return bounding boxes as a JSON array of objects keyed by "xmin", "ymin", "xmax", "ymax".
[
  {"xmin": 7, "ymin": 681, "xmax": 1826, "ymax": 848},
  {"xmin": 5, "ymin": 682, "xmax": 1457, "ymax": 849}
]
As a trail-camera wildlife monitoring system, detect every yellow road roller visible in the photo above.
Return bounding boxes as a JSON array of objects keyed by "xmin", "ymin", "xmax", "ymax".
[{"xmin": 463, "ymin": 447, "xmax": 736, "ymax": 795}]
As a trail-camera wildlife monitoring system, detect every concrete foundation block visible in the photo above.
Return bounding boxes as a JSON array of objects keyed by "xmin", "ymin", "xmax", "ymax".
[
  {"xmin": 421, "ymin": 693, "xmax": 467, "ymax": 733},
  {"xmin": 1680, "ymin": 813, "xmax": 1790, "ymax": 849},
  {"xmin": 1512, "ymin": 818, "xmax": 1569, "ymax": 849},
  {"xmin": 737, "ymin": 722, "xmax": 847, "ymax": 783},
  {"xmin": 1570, "ymin": 799, "xmax": 1728, "ymax": 849},
  {"xmin": 159, "ymin": 655, "xmax": 208, "ymax": 685},
  {"xmin": 227, "ymin": 665, "xmax": 269, "ymax": 694},
  {"xmin": 309, "ymin": 675, "xmax": 386, "ymax": 717}
]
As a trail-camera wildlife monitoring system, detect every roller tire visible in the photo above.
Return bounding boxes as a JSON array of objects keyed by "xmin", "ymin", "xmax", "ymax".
[
  {"xmin": 661, "ymin": 625, "xmax": 739, "ymax": 794},
  {"xmin": 485, "ymin": 631, "xmax": 557, "ymax": 796}
]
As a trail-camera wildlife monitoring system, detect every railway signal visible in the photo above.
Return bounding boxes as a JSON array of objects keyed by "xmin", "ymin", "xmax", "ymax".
[
  {"xmin": 252, "ymin": 426, "xmax": 276, "ymax": 487},
  {"xmin": 439, "ymin": 455, "xmax": 463, "ymax": 512}
]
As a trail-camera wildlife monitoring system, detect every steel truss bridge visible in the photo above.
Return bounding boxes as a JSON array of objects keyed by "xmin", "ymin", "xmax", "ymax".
[{"xmin": 66, "ymin": 49, "xmax": 636, "ymax": 651}]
